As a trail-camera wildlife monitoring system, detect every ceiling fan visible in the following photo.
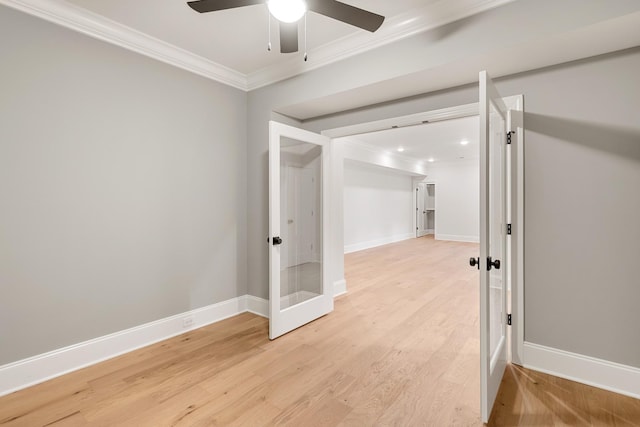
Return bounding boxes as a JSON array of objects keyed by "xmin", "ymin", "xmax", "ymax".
[{"xmin": 187, "ymin": 0, "xmax": 385, "ymax": 54}]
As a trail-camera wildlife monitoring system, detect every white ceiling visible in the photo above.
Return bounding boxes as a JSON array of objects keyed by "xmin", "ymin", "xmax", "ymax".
[
  {"xmin": 46, "ymin": 0, "xmax": 514, "ymax": 89},
  {"xmin": 64, "ymin": 0, "xmax": 433, "ymax": 74},
  {"xmin": 9, "ymin": 0, "xmax": 638, "ymax": 114},
  {"xmin": 350, "ymin": 115, "xmax": 479, "ymax": 164}
]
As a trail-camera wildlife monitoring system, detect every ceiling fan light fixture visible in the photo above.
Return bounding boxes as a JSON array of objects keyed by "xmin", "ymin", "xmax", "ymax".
[{"xmin": 267, "ymin": 0, "xmax": 307, "ymax": 23}]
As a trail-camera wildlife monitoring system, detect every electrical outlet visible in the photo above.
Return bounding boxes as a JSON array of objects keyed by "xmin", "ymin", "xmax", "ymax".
[{"xmin": 182, "ymin": 317, "xmax": 194, "ymax": 329}]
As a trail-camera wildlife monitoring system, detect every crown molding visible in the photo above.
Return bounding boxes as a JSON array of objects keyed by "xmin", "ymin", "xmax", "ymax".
[
  {"xmin": 0, "ymin": 0, "xmax": 248, "ymax": 90},
  {"xmin": 246, "ymin": 0, "xmax": 515, "ymax": 90},
  {"xmin": 1, "ymin": 0, "xmax": 513, "ymax": 92}
]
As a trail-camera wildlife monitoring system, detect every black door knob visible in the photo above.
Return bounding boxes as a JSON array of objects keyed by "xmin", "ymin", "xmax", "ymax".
[
  {"xmin": 487, "ymin": 257, "xmax": 501, "ymax": 270},
  {"xmin": 469, "ymin": 257, "xmax": 480, "ymax": 270},
  {"xmin": 272, "ymin": 236, "xmax": 283, "ymax": 246}
]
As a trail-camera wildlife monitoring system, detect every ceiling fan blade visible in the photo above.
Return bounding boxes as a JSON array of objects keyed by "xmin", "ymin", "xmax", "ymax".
[
  {"xmin": 187, "ymin": 0, "xmax": 263, "ymax": 13},
  {"xmin": 279, "ymin": 22, "xmax": 299, "ymax": 53},
  {"xmin": 307, "ymin": 0, "xmax": 384, "ymax": 32}
]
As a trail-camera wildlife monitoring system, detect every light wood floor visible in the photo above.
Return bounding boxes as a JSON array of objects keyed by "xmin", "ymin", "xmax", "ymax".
[{"xmin": 1, "ymin": 236, "xmax": 639, "ymax": 426}]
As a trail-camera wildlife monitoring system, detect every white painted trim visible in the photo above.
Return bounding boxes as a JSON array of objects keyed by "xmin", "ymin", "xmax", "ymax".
[
  {"xmin": 0, "ymin": 295, "xmax": 268, "ymax": 397},
  {"xmin": 507, "ymin": 95, "xmax": 525, "ymax": 366},
  {"xmin": 435, "ymin": 234, "xmax": 479, "ymax": 243},
  {"xmin": 246, "ymin": 295, "xmax": 269, "ymax": 318},
  {"xmin": 523, "ymin": 342, "xmax": 640, "ymax": 400},
  {"xmin": 333, "ymin": 279, "xmax": 347, "ymax": 297},
  {"xmin": 0, "ymin": 0, "xmax": 514, "ymax": 91},
  {"xmin": 0, "ymin": 0, "xmax": 247, "ymax": 90},
  {"xmin": 280, "ymin": 291, "xmax": 319, "ymax": 309},
  {"xmin": 344, "ymin": 232, "xmax": 415, "ymax": 254}
]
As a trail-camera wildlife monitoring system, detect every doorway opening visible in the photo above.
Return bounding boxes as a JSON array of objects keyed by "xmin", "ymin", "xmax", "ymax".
[
  {"xmin": 416, "ymin": 182, "xmax": 436, "ymax": 238},
  {"xmin": 321, "ymin": 92, "xmax": 524, "ymax": 422},
  {"xmin": 268, "ymin": 77, "xmax": 524, "ymax": 422},
  {"xmin": 336, "ymin": 109, "xmax": 482, "ymax": 253}
]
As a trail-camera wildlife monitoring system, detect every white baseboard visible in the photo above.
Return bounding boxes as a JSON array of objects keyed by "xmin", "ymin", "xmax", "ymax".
[
  {"xmin": 523, "ymin": 342, "xmax": 640, "ymax": 400},
  {"xmin": 334, "ymin": 279, "xmax": 347, "ymax": 297},
  {"xmin": 344, "ymin": 233, "xmax": 415, "ymax": 254},
  {"xmin": 0, "ymin": 294, "xmax": 268, "ymax": 397},
  {"xmin": 245, "ymin": 295, "xmax": 268, "ymax": 318},
  {"xmin": 435, "ymin": 234, "xmax": 479, "ymax": 243}
]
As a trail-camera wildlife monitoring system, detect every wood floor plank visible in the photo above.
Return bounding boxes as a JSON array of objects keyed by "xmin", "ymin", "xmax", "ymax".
[{"xmin": 1, "ymin": 236, "xmax": 638, "ymax": 426}]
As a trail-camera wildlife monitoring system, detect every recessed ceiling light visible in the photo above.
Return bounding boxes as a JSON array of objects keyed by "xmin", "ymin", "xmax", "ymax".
[
  {"xmin": 397, "ymin": 147, "xmax": 405, "ymax": 152},
  {"xmin": 427, "ymin": 158, "xmax": 435, "ymax": 163},
  {"xmin": 460, "ymin": 140, "xmax": 469, "ymax": 146}
]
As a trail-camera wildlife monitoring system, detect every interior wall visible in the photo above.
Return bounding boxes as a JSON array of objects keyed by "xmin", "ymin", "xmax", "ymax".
[
  {"xmin": 343, "ymin": 160, "xmax": 414, "ymax": 253},
  {"xmin": 242, "ymin": 1, "xmax": 640, "ymax": 373},
  {"xmin": 498, "ymin": 49, "xmax": 640, "ymax": 368},
  {"xmin": 304, "ymin": 48, "xmax": 640, "ymax": 369},
  {"xmin": 426, "ymin": 161, "xmax": 480, "ymax": 242},
  {"xmin": 0, "ymin": 6, "xmax": 247, "ymax": 365},
  {"xmin": 246, "ymin": 0, "xmax": 640, "ymax": 302}
]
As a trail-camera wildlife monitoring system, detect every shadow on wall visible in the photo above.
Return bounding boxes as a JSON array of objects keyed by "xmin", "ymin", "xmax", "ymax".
[{"xmin": 525, "ymin": 113, "xmax": 640, "ymax": 161}]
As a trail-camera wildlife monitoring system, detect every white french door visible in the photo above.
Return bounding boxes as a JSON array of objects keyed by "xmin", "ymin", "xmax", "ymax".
[
  {"xmin": 479, "ymin": 71, "xmax": 509, "ymax": 423},
  {"xmin": 269, "ymin": 121, "xmax": 333, "ymax": 340}
]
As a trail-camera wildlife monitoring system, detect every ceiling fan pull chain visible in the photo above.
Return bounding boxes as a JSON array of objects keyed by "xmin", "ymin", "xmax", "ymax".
[
  {"xmin": 303, "ymin": 12, "xmax": 308, "ymax": 61},
  {"xmin": 267, "ymin": 7, "xmax": 272, "ymax": 52}
]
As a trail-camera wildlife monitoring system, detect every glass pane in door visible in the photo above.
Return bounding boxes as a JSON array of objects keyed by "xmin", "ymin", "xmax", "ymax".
[
  {"xmin": 279, "ymin": 136, "xmax": 323, "ymax": 310},
  {"xmin": 488, "ymin": 100, "xmax": 506, "ymax": 362}
]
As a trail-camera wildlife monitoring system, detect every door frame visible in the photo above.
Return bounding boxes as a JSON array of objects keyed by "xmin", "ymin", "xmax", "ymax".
[
  {"xmin": 321, "ymin": 98, "xmax": 525, "ymax": 364},
  {"xmin": 413, "ymin": 179, "xmax": 437, "ymax": 238},
  {"xmin": 506, "ymin": 97, "xmax": 524, "ymax": 366}
]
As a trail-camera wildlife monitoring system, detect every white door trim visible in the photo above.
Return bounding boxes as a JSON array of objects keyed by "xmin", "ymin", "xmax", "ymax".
[{"xmin": 506, "ymin": 97, "xmax": 525, "ymax": 366}]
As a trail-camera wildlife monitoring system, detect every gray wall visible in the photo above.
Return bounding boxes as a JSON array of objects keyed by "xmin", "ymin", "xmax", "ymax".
[
  {"xmin": 2, "ymin": 0, "xmax": 638, "ymax": 372},
  {"xmin": 0, "ymin": 6, "xmax": 247, "ymax": 365},
  {"xmin": 246, "ymin": 1, "xmax": 640, "ymax": 369},
  {"xmin": 504, "ymin": 50, "xmax": 640, "ymax": 368},
  {"xmin": 305, "ymin": 48, "xmax": 640, "ymax": 368},
  {"xmin": 251, "ymin": 49, "xmax": 640, "ymax": 368}
]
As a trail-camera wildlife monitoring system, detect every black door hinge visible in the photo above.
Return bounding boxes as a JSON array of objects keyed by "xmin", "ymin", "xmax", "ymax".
[
  {"xmin": 507, "ymin": 131, "xmax": 514, "ymax": 144},
  {"xmin": 507, "ymin": 224, "xmax": 512, "ymax": 235},
  {"xmin": 507, "ymin": 314, "xmax": 512, "ymax": 326}
]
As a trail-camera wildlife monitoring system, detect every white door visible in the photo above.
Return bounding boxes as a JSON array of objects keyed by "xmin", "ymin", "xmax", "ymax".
[
  {"xmin": 416, "ymin": 183, "xmax": 428, "ymax": 237},
  {"xmin": 269, "ymin": 121, "xmax": 333, "ymax": 340},
  {"xmin": 479, "ymin": 71, "xmax": 509, "ymax": 422}
]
